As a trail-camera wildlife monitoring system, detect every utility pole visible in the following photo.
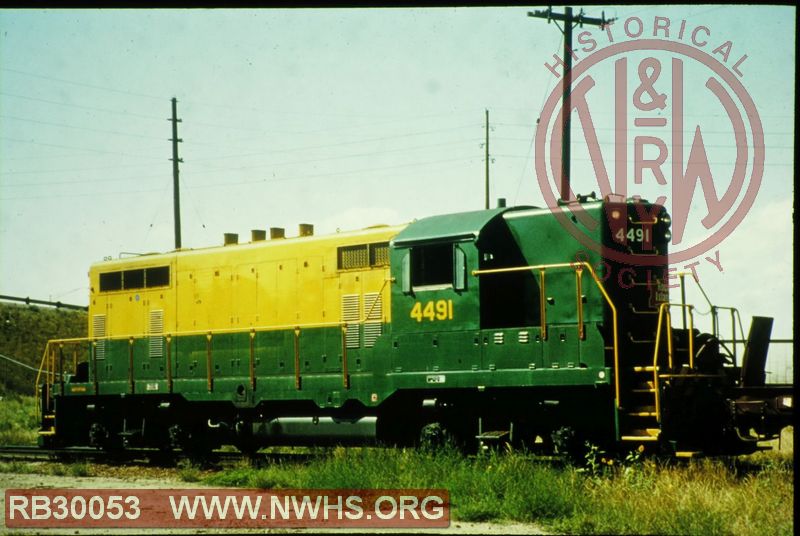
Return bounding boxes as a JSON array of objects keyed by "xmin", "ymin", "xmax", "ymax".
[
  {"xmin": 484, "ymin": 109, "xmax": 490, "ymax": 210},
  {"xmin": 528, "ymin": 7, "xmax": 615, "ymax": 202},
  {"xmin": 170, "ymin": 97, "xmax": 183, "ymax": 250}
]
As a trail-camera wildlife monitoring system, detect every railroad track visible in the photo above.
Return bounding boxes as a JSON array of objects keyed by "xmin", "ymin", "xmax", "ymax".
[{"xmin": 0, "ymin": 445, "xmax": 315, "ymax": 466}]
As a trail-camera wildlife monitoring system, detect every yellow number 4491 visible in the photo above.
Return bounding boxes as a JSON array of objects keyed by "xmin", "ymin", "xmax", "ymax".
[{"xmin": 410, "ymin": 300, "xmax": 454, "ymax": 322}]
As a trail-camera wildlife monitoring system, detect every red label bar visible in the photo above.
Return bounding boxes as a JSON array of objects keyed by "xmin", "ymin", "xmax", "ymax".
[{"xmin": 5, "ymin": 488, "xmax": 450, "ymax": 528}]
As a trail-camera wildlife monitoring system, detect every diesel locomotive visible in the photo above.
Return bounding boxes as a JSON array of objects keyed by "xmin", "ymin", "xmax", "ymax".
[{"xmin": 36, "ymin": 197, "xmax": 793, "ymax": 456}]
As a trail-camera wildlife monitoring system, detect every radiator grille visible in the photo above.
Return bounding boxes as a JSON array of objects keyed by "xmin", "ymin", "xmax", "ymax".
[
  {"xmin": 148, "ymin": 309, "xmax": 164, "ymax": 358},
  {"xmin": 341, "ymin": 294, "xmax": 360, "ymax": 348},
  {"xmin": 338, "ymin": 245, "xmax": 369, "ymax": 270},
  {"xmin": 92, "ymin": 314, "xmax": 106, "ymax": 359},
  {"xmin": 363, "ymin": 292, "xmax": 383, "ymax": 347}
]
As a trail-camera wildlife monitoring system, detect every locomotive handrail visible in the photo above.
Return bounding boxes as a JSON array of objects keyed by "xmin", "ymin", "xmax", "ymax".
[
  {"xmin": 35, "ymin": 316, "xmax": 389, "ymax": 412},
  {"xmin": 651, "ymin": 302, "xmax": 696, "ymax": 421},
  {"xmin": 361, "ymin": 276, "xmax": 392, "ymax": 323},
  {"xmin": 676, "ymin": 270, "xmax": 745, "ymax": 365},
  {"xmin": 472, "ymin": 261, "xmax": 621, "ymax": 406},
  {"xmin": 709, "ymin": 305, "xmax": 745, "ymax": 365},
  {"xmin": 41, "ymin": 318, "xmax": 383, "ymax": 348},
  {"xmin": 35, "ymin": 340, "xmax": 87, "ymax": 418}
]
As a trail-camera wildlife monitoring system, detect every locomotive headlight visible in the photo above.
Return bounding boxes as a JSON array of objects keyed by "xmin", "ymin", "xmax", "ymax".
[
  {"xmin": 664, "ymin": 231, "xmax": 672, "ymax": 241},
  {"xmin": 780, "ymin": 396, "xmax": 792, "ymax": 408},
  {"xmin": 660, "ymin": 214, "xmax": 671, "ymax": 226}
]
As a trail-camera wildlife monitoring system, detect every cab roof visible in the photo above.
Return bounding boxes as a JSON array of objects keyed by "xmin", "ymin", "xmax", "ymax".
[{"xmin": 392, "ymin": 206, "xmax": 533, "ymax": 246}]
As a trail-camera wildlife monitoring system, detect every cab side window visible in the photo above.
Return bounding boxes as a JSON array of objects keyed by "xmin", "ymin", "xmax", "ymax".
[
  {"xmin": 401, "ymin": 243, "xmax": 466, "ymax": 292},
  {"xmin": 411, "ymin": 243, "xmax": 453, "ymax": 287}
]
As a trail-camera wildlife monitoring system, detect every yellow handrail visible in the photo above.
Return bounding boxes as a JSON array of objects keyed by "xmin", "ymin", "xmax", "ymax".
[
  {"xmin": 473, "ymin": 261, "xmax": 620, "ymax": 406},
  {"xmin": 34, "ymin": 339, "xmax": 92, "ymax": 418},
  {"xmin": 539, "ymin": 269, "xmax": 547, "ymax": 340},
  {"xmin": 35, "ymin": 313, "xmax": 390, "ymax": 411},
  {"xmin": 651, "ymin": 302, "xmax": 696, "ymax": 421}
]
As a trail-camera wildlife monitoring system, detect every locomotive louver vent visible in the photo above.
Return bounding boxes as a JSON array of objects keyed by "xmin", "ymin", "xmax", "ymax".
[
  {"xmin": 493, "ymin": 332, "xmax": 504, "ymax": 345},
  {"xmin": 363, "ymin": 292, "xmax": 383, "ymax": 348},
  {"xmin": 341, "ymin": 294, "xmax": 360, "ymax": 349},
  {"xmin": 92, "ymin": 314, "xmax": 106, "ymax": 359},
  {"xmin": 148, "ymin": 309, "xmax": 164, "ymax": 358},
  {"xmin": 518, "ymin": 331, "xmax": 530, "ymax": 344}
]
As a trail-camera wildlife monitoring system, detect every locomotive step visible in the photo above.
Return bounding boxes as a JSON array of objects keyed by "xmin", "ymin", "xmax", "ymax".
[
  {"xmin": 620, "ymin": 428, "xmax": 660, "ymax": 441},
  {"xmin": 38, "ymin": 429, "xmax": 56, "ymax": 436},
  {"xmin": 625, "ymin": 405, "xmax": 658, "ymax": 417},
  {"xmin": 476, "ymin": 430, "xmax": 510, "ymax": 440},
  {"xmin": 632, "ymin": 365, "xmax": 658, "ymax": 372},
  {"xmin": 630, "ymin": 381, "xmax": 656, "ymax": 393},
  {"xmin": 620, "ymin": 435, "xmax": 659, "ymax": 442}
]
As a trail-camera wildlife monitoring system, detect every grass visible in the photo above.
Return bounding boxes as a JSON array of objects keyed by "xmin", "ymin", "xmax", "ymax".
[
  {"xmin": 0, "ymin": 393, "xmax": 38, "ymax": 445},
  {"xmin": 0, "ymin": 460, "xmax": 95, "ymax": 477},
  {"xmin": 0, "ymin": 391, "xmax": 793, "ymax": 534},
  {"xmin": 176, "ymin": 461, "xmax": 204, "ymax": 483},
  {"xmin": 204, "ymin": 440, "xmax": 794, "ymax": 535}
]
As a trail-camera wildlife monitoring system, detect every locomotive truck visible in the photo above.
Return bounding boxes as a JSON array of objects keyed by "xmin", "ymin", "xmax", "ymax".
[{"xmin": 36, "ymin": 197, "xmax": 793, "ymax": 456}]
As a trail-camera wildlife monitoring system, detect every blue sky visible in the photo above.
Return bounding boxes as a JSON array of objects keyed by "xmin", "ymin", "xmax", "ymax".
[{"xmin": 0, "ymin": 6, "xmax": 794, "ymax": 375}]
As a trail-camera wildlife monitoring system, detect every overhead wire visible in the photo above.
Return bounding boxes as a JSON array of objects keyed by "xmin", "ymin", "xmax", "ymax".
[
  {"xmin": 512, "ymin": 30, "xmax": 563, "ymax": 204},
  {"xmin": 0, "ymin": 66, "xmax": 165, "ymax": 101},
  {"xmin": 0, "ymin": 136, "xmax": 166, "ymax": 160},
  {"xmin": 0, "ymin": 114, "xmax": 167, "ymax": 140},
  {"xmin": 0, "ymin": 91, "xmax": 166, "ymax": 122}
]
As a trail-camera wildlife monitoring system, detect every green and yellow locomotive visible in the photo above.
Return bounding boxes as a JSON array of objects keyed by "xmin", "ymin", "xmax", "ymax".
[{"xmin": 36, "ymin": 198, "xmax": 792, "ymax": 456}]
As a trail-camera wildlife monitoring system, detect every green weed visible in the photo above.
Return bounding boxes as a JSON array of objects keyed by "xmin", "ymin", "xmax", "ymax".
[
  {"xmin": 177, "ymin": 462, "xmax": 203, "ymax": 483},
  {"xmin": 204, "ymin": 445, "xmax": 793, "ymax": 535},
  {"xmin": 0, "ymin": 394, "xmax": 39, "ymax": 445}
]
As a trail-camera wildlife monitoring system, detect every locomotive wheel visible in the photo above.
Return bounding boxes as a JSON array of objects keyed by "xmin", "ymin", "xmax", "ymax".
[
  {"xmin": 419, "ymin": 422, "xmax": 460, "ymax": 451},
  {"xmin": 419, "ymin": 422, "xmax": 447, "ymax": 450},
  {"xmin": 88, "ymin": 422, "xmax": 123, "ymax": 452},
  {"xmin": 551, "ymin": 426, "xmax": 586, "ymax": 462}
]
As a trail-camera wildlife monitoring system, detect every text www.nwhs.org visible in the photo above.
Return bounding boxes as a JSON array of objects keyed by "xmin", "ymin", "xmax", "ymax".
[{"xmin": 5, "ymin": 489, "xmax": 450, "ymax": 528}]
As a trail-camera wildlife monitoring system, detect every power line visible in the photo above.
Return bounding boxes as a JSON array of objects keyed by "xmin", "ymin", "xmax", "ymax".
[
  {"xmin": 0, "ymin": 66, "xmax": 164, "ymax": 101},
  {"xmin": 192, "ymin": 155, "xmax": 478, "ymax": 188},
  {"xmin": 492, "ymin": 153, "xmax": 793, "ymax": 166},
  {"xmin": 0, "ymin": 114, "xmax": 166, "ymax": 141},
  {"xmin": 492, "ymin": 123, "xmax": 793, "ymax": 136},
  {"xmin": 0, "ymin": 353, "xmax": 41, "ymax": 373},
  {"xmin": 0, "ymin": 138, "xmax": 479, "ymax": 188},
  {"xmin": 0, "ymin": 156, "xmax": 477, "ymax": 201},
  {"xmin": 1, "ymin": 161, "xmax": 166, "ymax": 178},
  {"xmin": 529, "ymin": 6, "xmax": 617, "ymax": 202},
  {"xmin": 188, "ymin": 124, "xmax": 481, "ymax": 163},
  {"xmin": 0, "ymin": 136, "xmax": 166, "ymax": 159},
  {"xmin": 0, "ymin": 91, "xmax": 166, "ymax": 122},
  {"xmin": 186, "ymin": 138, "xmax": 481, "ymax": 174},
  {"xmin": 0, "ymin": 171, "xmax": 170, "ymax": 190},
  {"xmin": 1, "ymin": 66, "xmax": 482, "ymax": 125},
  {"xmin": 513, "ymin": 29, "xmax": 563, "ymax": 205}
]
